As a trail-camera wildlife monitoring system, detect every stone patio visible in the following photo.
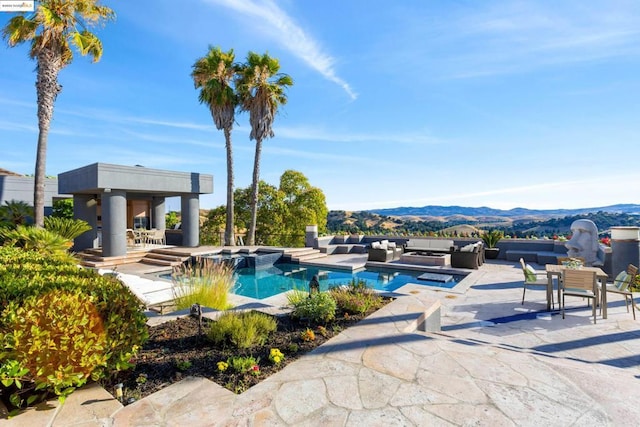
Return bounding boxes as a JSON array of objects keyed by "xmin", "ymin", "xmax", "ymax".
[{"xmin": 5, "ymin": 256, "xmax": 640, "ymax": 426}]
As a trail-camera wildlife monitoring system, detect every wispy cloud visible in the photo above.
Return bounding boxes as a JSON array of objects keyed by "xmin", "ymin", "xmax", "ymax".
[
  {"xmin": 275, "ymin": 125, "xmax": 442, "ymax": 145},
  {"xmin": 264, "ymin": 146, "xmax": 369, "ymax": 163},
  {"xmin": 205, "ymin": 0, "xmax": 357, "ymax": 100},
  {"xmin": 0, "ymin": 97, "xmax": 34, "ymax": 108},
  {"xmin": 0, "ymin": 120, "xmax": 37, "ymax": 133},
  {"xmin": 390, "ymin": 1, "xmax": 640, "ymax": 79}
]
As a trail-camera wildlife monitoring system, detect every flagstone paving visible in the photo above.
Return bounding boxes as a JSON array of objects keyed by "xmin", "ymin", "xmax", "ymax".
[{"xmin": 6, "ymin": 258, "xmax": 640, "ymax": 426}]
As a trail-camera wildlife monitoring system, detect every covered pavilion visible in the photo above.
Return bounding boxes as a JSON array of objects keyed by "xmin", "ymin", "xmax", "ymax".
[{"xmin": 58, "ymin": 163, "xmax": 213, "ymax": 257}]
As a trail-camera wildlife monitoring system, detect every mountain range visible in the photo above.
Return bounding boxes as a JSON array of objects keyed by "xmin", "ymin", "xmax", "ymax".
[{"xmin": 367, "ymin": 204, "xmax": 640, "ymax": 218}]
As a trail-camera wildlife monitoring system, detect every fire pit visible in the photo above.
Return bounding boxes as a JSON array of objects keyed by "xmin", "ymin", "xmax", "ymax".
[{"xmin": 399, "ymin": 252, "xmax": 451, "ymax": 266}]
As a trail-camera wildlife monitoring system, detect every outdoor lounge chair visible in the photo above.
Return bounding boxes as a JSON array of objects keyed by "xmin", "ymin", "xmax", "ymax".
[
  {"xmin": 561, "ymin": 268, "xmax": 598, "ymax": 323},
  {"xmin": 520, "ymin": 258, "xmax": 553, "ymax": 308},
  {"xmin": 115, "ymin": 273, "xmax": 177, "ymax": 313},
  {"xmin": 368, "ymin": 240, "xmax": 395, "ymax": 262},
  {"xmin": 599, "ymin": 264, "xmax": 638, "ymax": 320},
  {"xmin": 451, "ymin": 243, "xmax": 482, "ymax": 269}
]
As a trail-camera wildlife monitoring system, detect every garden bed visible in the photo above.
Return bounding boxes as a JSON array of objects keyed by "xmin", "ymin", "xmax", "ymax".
[{"xmin": 103, "ymin": 300, "xmax": 392, "ymax": 404}]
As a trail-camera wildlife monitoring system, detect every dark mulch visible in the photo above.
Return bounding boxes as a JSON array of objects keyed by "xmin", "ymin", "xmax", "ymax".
[{"xmin": 103, "ymin": 303, "xmax": 391, "ymax": 404}]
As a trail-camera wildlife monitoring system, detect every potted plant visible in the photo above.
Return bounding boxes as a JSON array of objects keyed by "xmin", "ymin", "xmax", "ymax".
[{"xmin": 481, "ymin": 229, "xmax": 503, "ymax": 259}]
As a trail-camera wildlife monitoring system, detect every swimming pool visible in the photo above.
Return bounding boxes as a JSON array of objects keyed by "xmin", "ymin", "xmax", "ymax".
[{"xmin": 227, "ymin": 262, "xmax": 462, "ymax": 300}]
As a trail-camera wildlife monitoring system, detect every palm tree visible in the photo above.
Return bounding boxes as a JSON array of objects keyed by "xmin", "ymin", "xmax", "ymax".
[
  {"xmin": 0, "ymin": 200, "xmax": 34, "ymax": 228},
  {"xmin": 191, "ymin": 46, "xmax": 238, "ymax": 246},
  {"xmin": 236, "ymin": 52, "xmax": 293, "ymax": 245},
  {"xmin": 2, "ymin": 0, "xmax": 115, "ymax": 227}
]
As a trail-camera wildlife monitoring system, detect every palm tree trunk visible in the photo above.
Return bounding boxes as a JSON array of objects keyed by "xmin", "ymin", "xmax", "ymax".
[
  {"xmin": 223, "ymin": 127, "xmax": 235, "ymax": 246},
  {"xmin": 33, "ymin": 48, "xmax": 62, "ymax": 227},
  {"xmin": 247, "ymin": 137, "xmax": 262, "ymax": 246}
]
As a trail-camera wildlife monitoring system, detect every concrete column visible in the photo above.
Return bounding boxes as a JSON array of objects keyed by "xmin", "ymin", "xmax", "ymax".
[
  {"xmin": 152, "ymin": 197, "xmax": 166, "ymax": 230},
  {"xmin": 305, "ymin": 225, "xmax": 318, "ymax": 248},
  {"xmin": 611, "ymin": 227, "xmax": 640, "ymax": 275},
  {"xmin": 102, "ymin": 190, "xmax": 127, "ymax": 257},
  {"xmin": 181, "ymin": 194, "xmax": 200, "ymax": 247},
  {"xmin": 72, "ymin": 194, "xmax": 98, "ymax": 251}
]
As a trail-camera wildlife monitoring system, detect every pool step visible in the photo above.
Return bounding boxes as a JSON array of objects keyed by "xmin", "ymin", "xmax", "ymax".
[
  {"xmin": 76, "ymin": 251, "xmax": 146, "ymax": 268},
  {"xmin": 290, "ymin": 250, "xmax": 327, "ymax": 263},
  {"xmin": 140, "ymin": 252, "xmax": 188, "ymax": 267}
]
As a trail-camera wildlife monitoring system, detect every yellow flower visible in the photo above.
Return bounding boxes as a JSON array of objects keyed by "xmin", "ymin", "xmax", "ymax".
[
  {"xmin": 217, "ymin": 361, "xmax": 229, "ymax": 371},
  {"xmin": 269, "ymin": 348, "xmax": 285, "ymax": 364}
]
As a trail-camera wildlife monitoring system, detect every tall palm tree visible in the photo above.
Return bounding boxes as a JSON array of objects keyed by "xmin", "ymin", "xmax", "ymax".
[
  {"xmin": 191, "ymin": 46, "xmax": 238, "ymax": 246},
  {"xmin": 2, "ymin": 0, "xmax": 115, "ymax": 227},
  {"xmin": 236, "ymin": 52, "xmax": 293, "ymax": 245}
]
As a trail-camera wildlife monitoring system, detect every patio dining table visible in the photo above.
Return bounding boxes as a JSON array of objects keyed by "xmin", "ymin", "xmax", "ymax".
[
  {"xmin": 545, "ymin": 264, "xmax": 609, "ymax": 318},
  {"xmin": 132, "ymin": 229, "xmax": 155, "ymax": 247}
]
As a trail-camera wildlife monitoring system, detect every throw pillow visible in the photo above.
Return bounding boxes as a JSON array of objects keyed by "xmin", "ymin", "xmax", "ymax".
[
  {"xmin": 371, "ymin": 241, "xmax": 381, "ymax": 250},
  {"xmin": 524, "ymin": 265, "xmax": 537, "ymax": 282},
  {"xmin": 613, "ymin": 271, "xmax": 629, "ymax": 291},
  {"xmin": 461, "ymin": 244, "xmax": 474, "ymax": 252},
  {"xmin": 380, "ymin": 240, "xmax": 388, "ymax": 250},
  {"xmin": 388, "ymin": 242, "xmax": 396, "ymax": 249}
]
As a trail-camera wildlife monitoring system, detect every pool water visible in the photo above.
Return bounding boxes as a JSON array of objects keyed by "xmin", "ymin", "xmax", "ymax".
[{"xmin": 231, "ymin": 263, "xmax": 462, "ymax": 300}]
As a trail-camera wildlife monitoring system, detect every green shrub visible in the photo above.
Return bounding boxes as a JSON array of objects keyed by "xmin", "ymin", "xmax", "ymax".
[
  {"xmin": 207, "ymin": 311, "xmax": 276, "ymax": 349},
  {"xmin": 0, "ymin": 225, "xmax": 72, "ymax": 257},
  {"xmin": 329, "ymin": 279, "xmax": 383, "ymax": 315},
  {"xmin": 0, "ymin": 247, "xmax": 148, "ymax": 409},
  {"xmin": 286, "ymin": 287, "xmax": 308, "ymax": 306},
  {"xmin": 290, "ymin": 292, "xmax": 336, "ymax": 324},
  {"xmin": 172, "ymin": 257, "xmax": 235, "ymax": 310},
  {"xmin": 227, "ymin": 355, "xmax": 259, "ymax": 373},
  {"xmin": 44, "ymin": 217, "xmax": 92, "ymax": 240},
  {"xmin": 51, "ymin": 199, "xmax": 74, "ymax": 219},
  {"xmin": 0, "ymin": 290, "xmax": 108, "ymax": 406}
]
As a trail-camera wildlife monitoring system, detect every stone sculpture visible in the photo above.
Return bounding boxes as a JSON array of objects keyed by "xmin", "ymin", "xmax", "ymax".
[{"xmin": 565, "ymin": 219, "xmax": 600, "ymax": 266}]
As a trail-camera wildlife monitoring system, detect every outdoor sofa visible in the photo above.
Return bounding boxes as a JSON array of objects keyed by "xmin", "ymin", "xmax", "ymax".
[{"xmin": 404, "ymin": 238, "xmax": 456, "ymax": 254}]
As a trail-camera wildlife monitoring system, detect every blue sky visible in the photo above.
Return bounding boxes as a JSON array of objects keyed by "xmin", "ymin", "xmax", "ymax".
[{"xmin": 1, "ymin": 0, "xmax": 639, "ymax": 212}]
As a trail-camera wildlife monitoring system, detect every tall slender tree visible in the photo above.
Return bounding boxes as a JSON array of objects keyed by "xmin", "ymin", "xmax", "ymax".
[
  {"xmin": 236, "ymin": 52, "xmax": 293, "ymax": 245},
  {"xmin": 192, "ymin": 46, "xmax": 238, "ymax": 246},
  {"xmin": 2, "ymin": 0, "xmax": 115, "ymax": 227}
]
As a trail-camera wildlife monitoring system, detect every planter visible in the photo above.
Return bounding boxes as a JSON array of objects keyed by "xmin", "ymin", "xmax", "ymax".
[{"xmin": 484, "ymin": 248, "xmax": 500, "ymax": 259}]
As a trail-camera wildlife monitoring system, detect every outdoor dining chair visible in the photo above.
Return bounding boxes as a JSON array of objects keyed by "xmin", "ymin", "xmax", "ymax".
[
  {"xmin": 599, "ymin": 264, "xmax": 638, "ymax": 320},
  {"xmin": 561, "ymin": 268, "xmax": 598, "ymax": 323},
  {"xmin": 519, "ymin": 258, "xmax": 553, "ymax": 308}
]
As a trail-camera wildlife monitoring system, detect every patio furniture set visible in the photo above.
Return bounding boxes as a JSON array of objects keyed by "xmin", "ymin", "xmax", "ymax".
[
  {"xmin": 520, "ymin": 257, "xmax": 638, "ymax": 323},
  {"xmin": 367, "ymin": 238, "xmax": 485, "ymax": 269},
  {"xmin": 126, "ymin": 228, "xmax": 166, "ymax": 247}
]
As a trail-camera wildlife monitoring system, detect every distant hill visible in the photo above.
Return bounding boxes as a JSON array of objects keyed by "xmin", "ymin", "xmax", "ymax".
[
  {"xmin": 327, "ymin": 204, "xmax": 640, "ymax": 237},
  {"xmin": 367, "ymin": 204, "xmax": 640, "ymax": 218}
]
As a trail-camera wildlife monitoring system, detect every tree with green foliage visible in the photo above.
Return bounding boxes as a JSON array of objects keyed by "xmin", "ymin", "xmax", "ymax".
[
  {"xmin": 233, "ymin": 182, "xmax": 286, "ymax": 246},
  {"xmin": 52, "ymin": 198, "xmax": 73, "ymax": 218},
  {"xmin": 223, "ymin": 170, "xmax": 327, "ymax": 246},
  {"xmin": 200, "ymin": 205, "xmax": 226, "ymax": 245},
  {"xmin": 236, "ymin": 52, "xmax": 293, "ymax": 246},
  {"xmin": 279, "ymin": 170, "xmax": 328, "ymax": 246},
  {"xmin": 165, "ymin": 211, "xmax": 180, "ymax": 229},
  {"xmin": 192, "ymin": 46, "xmax": 238, "ymax": 246},
  {"xmin": 2, "ymin": 0, "xmax": 115, "ymax": 227}
]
